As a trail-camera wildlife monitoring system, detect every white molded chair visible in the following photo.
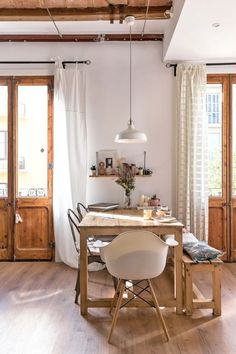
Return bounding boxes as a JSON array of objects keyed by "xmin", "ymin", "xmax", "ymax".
[{"xmin": 101, "ymin": 230, "xmax": 178, "ymax": 343}]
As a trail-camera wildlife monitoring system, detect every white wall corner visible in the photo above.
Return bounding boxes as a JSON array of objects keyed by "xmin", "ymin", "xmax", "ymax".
[{"xmin": 163, "ymin": 0, "xmax": 186, "ymax": 62}]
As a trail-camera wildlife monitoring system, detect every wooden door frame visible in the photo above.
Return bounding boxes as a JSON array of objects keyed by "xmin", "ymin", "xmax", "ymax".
[
  {"xmin": 207, "ymin": 74, "xmax": 230, "ymax": 259},
  {"xmin": 0, "ymin": 77, "xmax": 14, "ymax": 259},
  {"xmin": 0, "ymin": 76, "xmax": 54, "ymax": 260},
  {"xmin": 13, "ymin": 76, "xmax": 54, "ymax": 260}
]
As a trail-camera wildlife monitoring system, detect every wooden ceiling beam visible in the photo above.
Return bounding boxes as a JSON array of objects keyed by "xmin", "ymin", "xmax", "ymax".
[
  {"xmin": 105, "ymin": 0, "xmax": 128, "ymax": 5},
  {"xmin": 0, "ymin": 34, "xmax": 163, "ymax": 42},
  {"xmin": 0, "ymin": 6, "xmax": 171, "ymax": 21}
]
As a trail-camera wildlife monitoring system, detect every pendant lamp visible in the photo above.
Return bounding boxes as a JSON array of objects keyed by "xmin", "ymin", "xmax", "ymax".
[{"xmin": 115, "ymin": 16, "xmax": 147, "ymax": 144}]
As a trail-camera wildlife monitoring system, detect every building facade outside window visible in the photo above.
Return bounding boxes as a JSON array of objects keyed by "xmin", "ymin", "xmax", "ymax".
[
  {"xmin": 0, "ymin": 131, "xmax": 7, "ymax": 160},
  {"xmin": 207, "ymin": 84, "xmax": 222, "ymax": 197}
]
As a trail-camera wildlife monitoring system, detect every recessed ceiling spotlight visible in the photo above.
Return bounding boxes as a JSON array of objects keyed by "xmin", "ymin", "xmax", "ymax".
[{"xmin": 212, "ymin": 22, "xmax": 220, "ymax": 28}]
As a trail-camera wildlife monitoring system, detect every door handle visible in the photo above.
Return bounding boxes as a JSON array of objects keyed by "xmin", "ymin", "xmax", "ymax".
[{"xmin": 3, "ymin": 201, "xmax": 13, "ymax": 210}]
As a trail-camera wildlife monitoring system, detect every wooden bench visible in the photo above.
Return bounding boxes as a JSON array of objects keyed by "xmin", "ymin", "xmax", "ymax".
[{"xmin": 182, "ymin": 254, "xmax": 223, "ymax": 316}]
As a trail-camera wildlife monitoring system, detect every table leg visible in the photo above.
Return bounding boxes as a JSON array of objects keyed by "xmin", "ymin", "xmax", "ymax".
[
  {"xmin": 174, "ymin": 246, "xmax": 177, "ymax": 298},
  {"xmin": 80, "ymin": 229, "xmax": 88, "ymax": 315},
  {"xmin": 175, "ymin": 229, "xmax": 183, "ymax": 314}
]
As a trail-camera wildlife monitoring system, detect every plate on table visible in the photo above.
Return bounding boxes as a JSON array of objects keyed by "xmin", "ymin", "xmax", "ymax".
[{"xmin": 158, "ymin": 217, "xmax": 177, "ymax": 223}]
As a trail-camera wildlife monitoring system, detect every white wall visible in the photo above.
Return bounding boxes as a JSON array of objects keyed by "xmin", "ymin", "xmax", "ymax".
[
  {"xmin": 207, "ymin": 66, "xmax": 236, "ymax": 74},
  {"xmin": 163, "ymin": 0, "xmax": 185, "ymax": 61},
  {"xmin": 0, "ymin": 41, "xmax": 175, "ymax": 210}
]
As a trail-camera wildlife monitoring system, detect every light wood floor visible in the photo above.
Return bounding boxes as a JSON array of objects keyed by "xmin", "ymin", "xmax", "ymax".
[{"xmin": 1, "ymin": 262, "xmax": 236, "ymax": 354}]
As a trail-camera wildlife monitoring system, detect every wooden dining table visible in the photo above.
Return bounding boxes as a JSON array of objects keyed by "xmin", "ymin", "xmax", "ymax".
[{"xmin": 79, "ymin": 209, "xmax": 184, "ymax": 315}]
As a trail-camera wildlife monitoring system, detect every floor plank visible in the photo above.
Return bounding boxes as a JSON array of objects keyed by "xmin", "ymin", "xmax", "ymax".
[{"xmin": 0, "ymin": 262, "xmax": 236, "ymax": 354}]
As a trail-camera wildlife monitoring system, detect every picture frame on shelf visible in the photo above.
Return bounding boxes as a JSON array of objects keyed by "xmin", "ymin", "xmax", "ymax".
[{"xmin": 96, "ymin": 150, "xmax": 117, "ymax": 175}]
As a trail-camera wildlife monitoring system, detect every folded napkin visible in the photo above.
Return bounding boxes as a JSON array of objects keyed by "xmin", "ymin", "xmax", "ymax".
[
  {"xmin": 88, "ymin": 262, "xmax": 106, "ymax": 272},
  {"xmin": 163, "ymin": 232, "xmax": 198, "ymax": 245}
]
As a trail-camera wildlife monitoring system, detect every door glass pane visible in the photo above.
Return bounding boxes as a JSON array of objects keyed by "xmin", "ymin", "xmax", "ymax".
[
  {"xmin": 17, "ymin": 86, "xmax": 48, "ymax": 197},
  {"xmin": 207, "ymin": 84, "xmax": 222, "ymax": 197},
  {"xmin": 0, "ymin": 85, "xmax": 8, "ymax": 197},
  {"xmin": 232, "ymin": 84, "xmax": 236, "ymax": 196}
]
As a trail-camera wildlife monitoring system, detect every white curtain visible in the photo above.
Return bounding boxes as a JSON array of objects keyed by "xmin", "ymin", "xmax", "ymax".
[
  {"xmin": 53, "ymin": 62, "xmax": 87, "ymax": 268},
  {"xmin": 176, "ymin": 64, "xmax": 208, "ymax": 241}
]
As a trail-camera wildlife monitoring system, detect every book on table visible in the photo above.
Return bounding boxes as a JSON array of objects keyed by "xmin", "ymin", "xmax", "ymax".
[{"xmin": 88, "ymin": 203, "xmax": 119, "ymax": 211}]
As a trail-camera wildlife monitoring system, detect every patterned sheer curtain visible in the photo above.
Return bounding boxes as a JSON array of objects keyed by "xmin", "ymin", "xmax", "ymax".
[{"xmin": 176, "ymin": 64, "xmax": 208, "ymax": 241}]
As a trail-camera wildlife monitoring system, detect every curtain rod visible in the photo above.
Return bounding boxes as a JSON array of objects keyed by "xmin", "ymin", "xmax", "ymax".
[
  {"xmin": 166, "ymin": 62, "xmax": 236, "ymax": 76},
  {"xmin": 0, "ymin": 60, "xmax": 91, "ymax": 69}
]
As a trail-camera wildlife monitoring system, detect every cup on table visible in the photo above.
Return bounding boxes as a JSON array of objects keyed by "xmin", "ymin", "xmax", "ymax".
[
  {"xmin": 156, "ymin": 210, "xmax": 166, "ymax": 218},
  {"xmin": 143, "ymin": 209, "xmax": 153, "ymax": 220}
]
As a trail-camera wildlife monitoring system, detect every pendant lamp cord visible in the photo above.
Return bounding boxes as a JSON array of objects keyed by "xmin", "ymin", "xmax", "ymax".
[
  {"xmin": 141, "ymin": 0, "xmax": 151, "ymax": 37},
  {"xmin": 129, "ymin": 25, "xmax": 132, "ymax": 125}
]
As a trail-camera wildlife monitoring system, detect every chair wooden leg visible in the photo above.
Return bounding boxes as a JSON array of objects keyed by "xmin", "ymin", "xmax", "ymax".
[
  {"xmin": 74, "ymin": 266, "xmax": 80, "ymax": 304},
  {"xmin": 108, "ymin": 280, "xmax": 125, "ymax": 344},
  {"xmin": 109, "ymin": 279, "xmax": 122, "ymax": 315},
  {"xmin": 148, "ymin": 279, "xmax": 170, "ymax": 342},
  {"xmin": 112, "ymin": 276, "xmax": 118, "ymax": 290}
]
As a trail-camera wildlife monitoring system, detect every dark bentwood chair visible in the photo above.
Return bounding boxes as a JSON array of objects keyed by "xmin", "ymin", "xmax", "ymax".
[
  {"xmin": 68, "ymin": 206, "xmax": 117, "ymax": 303},
  {"xmin": 76, "ymin": 202, "xmax": 88, "ymax": 222},
  {"xmin": 67, "ymin": 208, "xmax": 104, "ymax": 303}
]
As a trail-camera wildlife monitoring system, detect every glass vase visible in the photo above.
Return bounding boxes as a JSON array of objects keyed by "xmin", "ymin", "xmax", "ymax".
[{"xmin": 124, "ymin": 189, "xmax": 131, "ymax": 208}]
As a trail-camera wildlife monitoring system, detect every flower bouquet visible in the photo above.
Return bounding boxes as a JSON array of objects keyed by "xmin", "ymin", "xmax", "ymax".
[{"xmin": 115, "ymin": 163, "xmax": 135, "ymax": 207}]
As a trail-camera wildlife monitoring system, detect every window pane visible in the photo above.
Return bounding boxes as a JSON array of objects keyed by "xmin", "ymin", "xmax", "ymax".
[
  {"xmin": 0, "ymin": 86, "xmax": 8, "ymax": 197},
  {"xmin": 17, "ymin": 86, "xmax": 48, "ymax": 197},
  {"xmin": 207, "ymin": 84, "xmax": 222, "ymax": 197},
  {"xmin": 232, "ymin": 84, "xmax": 236, "ymax": 196}
]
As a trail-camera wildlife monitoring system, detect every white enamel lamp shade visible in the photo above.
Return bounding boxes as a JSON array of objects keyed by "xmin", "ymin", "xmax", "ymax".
[{"xmin": 115, "ymin": 121, "xmax": 147, "ymax": 143}]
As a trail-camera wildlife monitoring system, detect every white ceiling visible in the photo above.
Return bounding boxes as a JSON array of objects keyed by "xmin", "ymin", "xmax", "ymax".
[
  {"xmin": 0, "ymin": 20, "xmax": 169, "ymax": 35},
  {"xmin": 164, "ymin": 0, "xmax": 236, "ymax": 62},
  {"xmin": 2, "ymin": 0, "xmax": 236, "ymax": 64}
]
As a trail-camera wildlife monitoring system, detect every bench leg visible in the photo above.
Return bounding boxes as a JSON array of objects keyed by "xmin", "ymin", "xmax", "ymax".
[
  {"xmin": 212, "ymin": 265, "xmax": 222, "ymax": 316},
  {"xmin": 185, "ymin": 265, "xmax": 193, "ymax": 316}
]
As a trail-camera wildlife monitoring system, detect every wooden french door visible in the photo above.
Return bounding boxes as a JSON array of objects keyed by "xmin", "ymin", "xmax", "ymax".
[
  {"xmin": 208, "ymin": 74, "xmax": 236, "ymax": 261},
  {"xmin": 0, "ymin": 78, "xmax": 13, "ymax": 259},
  {"xmin": 229, "ymin": 75, "xmax": 236, "ymax": 261},
  {"xmin": 0, "ymin": 76, "xmax": 54, "ymax": 260}
]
